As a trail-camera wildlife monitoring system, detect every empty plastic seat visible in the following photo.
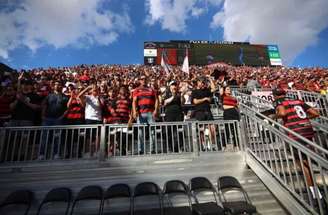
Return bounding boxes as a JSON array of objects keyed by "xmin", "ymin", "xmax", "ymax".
[
  {"xmin": 0, "ymin": 190, "xmax": 33, "ymax": 215},
  {"xmin": 133, "ymin": 182, "xmax": 162, "ymax": 215},
  {"xmin": 163, "ymin": 180, "xmax": 192, "ymax": 215},
  {"xmin": 218, "ymin": 176, "xmax": 256, "ymax": 215},
  {"xmin": 70, "ymin": 185, "xmax": 103, "ymax": 215},
  {"xmin": 190, "ymin": 177, "xmax": 224, "ymax": 215},
  {"xmin": 37, "ymin": 187, "xmax": 72, "ymax": 215},
  {"xmin": 102, "ymin": 184, "xmax": 131, "ymax": 215}
]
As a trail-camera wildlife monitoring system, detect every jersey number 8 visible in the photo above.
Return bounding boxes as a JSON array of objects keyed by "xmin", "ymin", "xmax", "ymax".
[{"xmin": 294, "ymin": 105, "xmax": 307, "ymax": 119}]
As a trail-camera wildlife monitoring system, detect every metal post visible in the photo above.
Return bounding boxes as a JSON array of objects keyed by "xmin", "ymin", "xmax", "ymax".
[
  {"xmin": 99, "ymin": 125, "xmax": 106, "ymax": 161},
  {"xmin": 0, "ymin": 128, "xmax": 6, "ymax": 162},
  {"xmin": 191, "ymin": 122, "xmax": 199, "ymax": 156}
]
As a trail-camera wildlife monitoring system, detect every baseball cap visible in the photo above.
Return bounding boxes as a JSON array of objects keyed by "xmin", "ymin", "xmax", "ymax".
[{"xmin": 169, "ymin": 80, "xmax": 177, "ymax": 86}]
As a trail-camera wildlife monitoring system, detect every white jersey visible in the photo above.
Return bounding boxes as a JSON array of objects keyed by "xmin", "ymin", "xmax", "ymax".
[{"xmin": 85, "ymin": 95, "xmax": 102, "ymax": 121}]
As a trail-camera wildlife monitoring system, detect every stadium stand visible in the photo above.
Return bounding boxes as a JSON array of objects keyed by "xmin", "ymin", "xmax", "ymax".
[{"xmin": 1, "ymin": 63, "xmax": 328, "ymax": 214}]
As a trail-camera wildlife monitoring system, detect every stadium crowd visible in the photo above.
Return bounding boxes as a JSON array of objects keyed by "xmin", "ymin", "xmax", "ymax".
[{"xmin": 0, "ymin": 64, "xmax": 327, "ymax": 127}]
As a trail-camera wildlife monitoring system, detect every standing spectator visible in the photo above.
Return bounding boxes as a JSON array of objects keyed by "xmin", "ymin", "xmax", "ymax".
[
  {"xmin": 191, "ymin": 76, "xmax": 214, "ymax": 121},
  {"xmin": 220, "ymin": 86, "xmax": 240, "ymax": 149},
  {"xmin": 115, "ymin": 86, "xmax": 131, "ymax": 123},
  {"xmin": 109, "ymin": 86, "xmax": 131, "ymax": 155},
  {"xmin": 163, "ymin": 81, "xmax": 184, "ymax": 122},
  {"xmin": 273, "ymin": 88, "xmax": 320, "ymax": 199},
  {"xmin": 191, "ymin": 76, "xmax": 216, "ymax": 150},
  {"xmin": 40, "ymin": 81, "xmax": 68, "ymax": 159},
  {"xmin": 9, "ymin": 75, "xmax": 41, "ymax": 126},
  {"xmin": 103, "ymin": 88, "xmax": 119, "ymax": 124},
  {"xmin": 246, "ymin": 75, "xmax": 261, "ymax": 91},
  {"xmin": 0, "ymin": 85, "xmax": 15, "ymax": 126},
  {"xmin": 65, "ymin": 85, "xmax": 84, "ymax": 158},
  {"xmin": 79, "ymin": 85, "xmax": 104, "ymax": 124},
  {"xmin": 41, "ymin": 81, "xmax": 68, "ymax": 126},
  {"xmin": 163, "ymin": 80, "xmax": 184, "ymax": 152},
  {"xmin": 65, "ymin": 85, "xmax": 84, "ymax": 125},
  {"xmin": 132, "ymin": 75, "xmax": 159, "ymax": 154},
  {"xmin": 78, "ymin": 85, "xmax": 104, "ymax": 157}
]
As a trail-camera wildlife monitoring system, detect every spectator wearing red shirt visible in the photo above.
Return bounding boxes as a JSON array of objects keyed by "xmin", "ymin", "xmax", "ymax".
[
  {"xmin": 132, "ymin": 75, "xmax": 158, "ymax": 154},
  {"xmin": 115, "ymin": 86, "xmax": 131, "ymax": 123},
  {"xmin": 79, "ymin": 70, "xmax": 90, "ymax": 82},
  {"xmin": 65, "ymin": 85, "xmax": 84, "ymax": 125}
]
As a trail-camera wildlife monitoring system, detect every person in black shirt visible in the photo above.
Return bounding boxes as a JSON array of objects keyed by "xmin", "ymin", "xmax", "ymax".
[
  {"xmin": 191, "ymin": 76, "xmax": 217, "ymax": 151},
  {"xmin": 163, "ymin": 81, "xmax": 184, "ymax": 152},
  {"xmin": 163, "ymin": 81, "xmax": 184, "ymax": 122},
  {"xmin": 40, "ymin": 81, "xmax": 68, "ymax": 159},
  {"xmin": 9, "ymin": 77, "xmax": 41, "ymax": 126},
  {"xmin": 191, "ymin": 76, "xmax": 214, "ymax": 121},
  {"xmin": 42, "ymin": 81, "xmax": 69, "ymax": 126}
]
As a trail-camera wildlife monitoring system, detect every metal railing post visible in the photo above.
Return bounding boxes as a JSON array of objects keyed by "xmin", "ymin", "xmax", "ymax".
[
  {"xmin": 99, "ymin": 124, "xmax": 106, "ymax": 161},
  {"xmin": 191, "ymin": 122, "xmax": 199, "ymax": 156},
  {"xmin": 0, "ymin": 128, "xmax": 6, "ymax": 161},
  {"xmin": 238, "ymin": 118, "xmax": 246, "ymax": 152}
]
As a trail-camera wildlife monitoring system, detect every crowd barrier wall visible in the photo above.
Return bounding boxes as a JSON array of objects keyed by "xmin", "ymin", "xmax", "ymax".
[{"xmin": 0, "ymin": 120, "xmax": 241, "ymax": 163}]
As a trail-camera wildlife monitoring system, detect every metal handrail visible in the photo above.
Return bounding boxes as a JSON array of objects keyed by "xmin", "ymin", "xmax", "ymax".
[
  {"xmin": 240, "ymin": 104, "xmax": 328, "ymax": 158},
  {"xmin": 240, "ymin": 103, "xmax": 328, "ymax": 214}
]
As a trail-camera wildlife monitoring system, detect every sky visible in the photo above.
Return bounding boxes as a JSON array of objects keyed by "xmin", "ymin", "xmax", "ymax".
[{"xmin": 0, "ymin": 0, "xmax": 328, "ymax": 70}]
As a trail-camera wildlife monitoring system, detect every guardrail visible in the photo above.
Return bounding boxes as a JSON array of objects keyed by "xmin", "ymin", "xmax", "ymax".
[
  {"xmin": 0, "ymin": 120, "xmax": 242, "ymax": 163},
  {"xmin": 232, "ymin": 87, "xmax": 328, "ymax": 117},
  {"xmin": 286, "ymin": 90, "xmax": 328, "ymax": 117},
  {"xmin": 234, "ymin": 91, "xmax": 328, "ymax": 150},
  {"xmin": 240, "ymin": 103, "xmax": 328, "ymax": 214}
]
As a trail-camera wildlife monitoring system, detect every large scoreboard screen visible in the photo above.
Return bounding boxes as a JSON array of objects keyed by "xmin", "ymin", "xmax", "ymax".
[{"xmin": 144, "ymin": 40, "xmax": 282, "ymax": 66}]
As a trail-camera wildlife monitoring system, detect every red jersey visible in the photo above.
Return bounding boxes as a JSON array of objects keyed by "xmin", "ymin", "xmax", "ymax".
[
  {"xmin": 278, "ymin": 99, "xmax": 314, "ymax": 141},
  {"xmin": 222, "ymin": 94, "xmax": 238, "ymax": 107},
  {"xmin": 66, "ymin": 97, "xmax": 84, "ymax": 120},
  {"xmin": 115, "ymin": 96, "xmax": 131, "ymax": 123},
  {"xmin": 104, "ymin": 99, "xmax": 120, "ymax": 124},
  {"xmin": 133, "ymin": 87, "xmax": 156, "ymax": 113}
]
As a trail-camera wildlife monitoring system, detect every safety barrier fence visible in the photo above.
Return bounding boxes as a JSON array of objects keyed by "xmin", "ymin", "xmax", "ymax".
[
  {"xmin": 234, "ymin": 91, "xmax": 328, "ymax": 151},
  {"xmin": 286, "ymin": 90, "xmax": 328, "ymax": 117},
  {"xmin": 0, "ymin": 120, "xmax": 241, "ymax": 163},
  {"xmin": 231, "ymin": 87, "xmax": 328, "ymax": 117},
  {"xmin": 240, "ymin": 103, "xmax": 328, "ymax": 214}
]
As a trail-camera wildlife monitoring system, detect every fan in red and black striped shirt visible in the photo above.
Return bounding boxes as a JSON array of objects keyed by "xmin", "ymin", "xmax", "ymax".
[
  {"xmin": 65, "ymin": 87, "xmax": 84, "ymax": 125},
  {"xmin": 115, "ymin": 87, "xmax": 131, "ymax": 123},
  {"xmin": 273, "ymin": 88, "xmax": 319, "ymax": 142},
  {"xmin": 273, "ymin": 88, "xmax": 320, "ymax": 194}
]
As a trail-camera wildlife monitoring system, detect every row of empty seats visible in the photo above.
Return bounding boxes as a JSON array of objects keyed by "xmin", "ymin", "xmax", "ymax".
[{"xmin": 0, "ymin": 176, "xmax": 256, "ymax": 215}]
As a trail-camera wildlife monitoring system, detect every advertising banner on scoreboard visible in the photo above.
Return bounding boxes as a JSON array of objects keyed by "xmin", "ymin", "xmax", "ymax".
[
  {"xmin": 267, "ymin": 45, "xmax": 282, "ymax": 66},
  {"xmin": 144, "ymin": 49, "xmax": 157, "ymax": 57}
]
